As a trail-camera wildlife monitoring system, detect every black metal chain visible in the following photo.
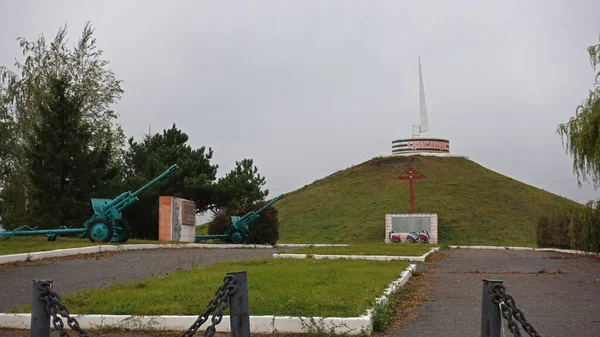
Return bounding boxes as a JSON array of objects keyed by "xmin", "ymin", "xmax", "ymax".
[
  {"xmin": 499, "ymin": 300, "xmax": 522, "ymax": 337},
  {"xmin": 491, "ymin": 284, "xmax": 542, "ymax": 337},
  {"xmin": 38, "ymin": 282, "xmax": 92, "ymax": 337},
  {"xmin": 37, "ymin": 276, "xmax": 236, "ymax": 337},
  {"xmin": 181, "ymin": 274, "xmax": 238, "ymax": 337}
]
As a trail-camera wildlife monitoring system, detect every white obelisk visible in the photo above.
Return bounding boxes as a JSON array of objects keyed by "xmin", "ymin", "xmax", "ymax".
[
  {"xmin": 412, "ymin": 57, "xmax": 429, "ymax": 137},
  {"xmin": 391, "ymin": 56, "xmax": 450, "ymax": 156}
]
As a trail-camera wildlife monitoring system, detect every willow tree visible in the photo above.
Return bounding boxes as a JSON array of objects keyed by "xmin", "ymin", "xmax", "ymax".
[
  {"xmin": 557, "ymin": 34, "xmax": 600, "ymax": 252},
  {"xmin": 568, "ymin": 200, "xmax": 600, "ymax": 253},
  {"xmin": 557, "ymin": 35, "xmax": 600, "ymax": 188}
]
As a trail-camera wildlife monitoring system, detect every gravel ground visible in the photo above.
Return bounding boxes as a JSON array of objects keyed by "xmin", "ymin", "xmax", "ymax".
[
  {"xmin": 0, "ymin": 247, "xmax": 291, "ymax": 312},
  {"xmin": 391, "ymin": 249, "xmax": 600, "ymax": 337}
]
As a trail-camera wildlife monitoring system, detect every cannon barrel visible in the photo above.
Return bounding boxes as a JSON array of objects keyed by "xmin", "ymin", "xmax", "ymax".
[
  {"xmin": 112, "ymin": 194, "xmax": 136, "ymax": 213},
  {"xmin": 106, "ymin": 164, "xmax": 179, "ymax": 214},
  {"xmin": 233, "ymin": 194, "xmax": 285, "ymax": 224},
  {"xmin": 255, "ymin": 194, "xmax": 285, "ymax": 214},
  {"xmin": 132, "ymin": 164, "xmax": 180, "ymax": 197},
  {"xmin": 98, "ymin": 192, "xmax": 129, "ymax": 212}
]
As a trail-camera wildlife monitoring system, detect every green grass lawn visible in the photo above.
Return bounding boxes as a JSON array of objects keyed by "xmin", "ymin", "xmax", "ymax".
[
  {"xmin": 274, "ymin": 155, "xmax": 578, "ymax": 246},
  {"xmin": 282, "ymin": 243, "xmax": 436, "ymax": 256},
  {"xmin": 11, "ymin": 258, "xmax": 410, "ymax": 317},
  {"xmin": 0, "ymin": 236, "xmax": 175, "ymax": 256}
]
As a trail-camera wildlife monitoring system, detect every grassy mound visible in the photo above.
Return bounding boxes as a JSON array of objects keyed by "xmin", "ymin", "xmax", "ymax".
[{"xmin": 274, "ymin": 155, "xmax": 578, "ymax": 246}]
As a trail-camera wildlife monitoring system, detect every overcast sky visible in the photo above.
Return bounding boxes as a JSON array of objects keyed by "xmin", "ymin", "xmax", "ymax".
[{"xmin": 2, "ymin": 0, "xmax": 600, "ymax": 208}]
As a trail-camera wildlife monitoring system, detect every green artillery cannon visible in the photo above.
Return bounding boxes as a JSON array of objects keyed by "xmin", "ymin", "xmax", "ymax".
[
  {"xmin": 195, "ymin": 194, "xmax": 285, "ymax": 244},
  {"xmin": 0, "ymin": 164, "xmax": 179, "ymax": 243}
]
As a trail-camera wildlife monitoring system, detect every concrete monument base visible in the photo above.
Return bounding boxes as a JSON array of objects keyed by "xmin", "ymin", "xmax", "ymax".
[{"xmin": 385, "ymin": 213, "xmax": 438, "ymax": 244}]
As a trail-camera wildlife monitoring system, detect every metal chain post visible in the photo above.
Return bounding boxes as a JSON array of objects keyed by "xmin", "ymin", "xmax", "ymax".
[
  {"xmin": 491, "ymin": 283, "xmax": 542, "ymax": 337},
  {"xmin": 32, "ymin": 280, "xmax": 52, "ymax": 337},
  {"xmin": 38, "ymin": 281, "xmax": 92, "ymax": 337},
  {"xmin": 481, "ymin": 279, "xmax": 503, "ymax": 337},
  {"xmin": 181, "ymin": 274, "xmax": 238, "ymax": 337},
  {"xmin": 29, "ymin": 273, "xmax": 240, "ymax": 337},
  {"xmin": 227, "ymin": 271, "xmax": 250, "ymax": 337}
]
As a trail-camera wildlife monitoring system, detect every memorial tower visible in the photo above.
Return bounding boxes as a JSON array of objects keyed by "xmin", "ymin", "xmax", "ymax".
[{"xmin": 391, "ymin": 58, "xmax": 450, "ymax": 156}]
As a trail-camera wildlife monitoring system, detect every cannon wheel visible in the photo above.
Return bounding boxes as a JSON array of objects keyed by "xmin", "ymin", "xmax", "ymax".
[
  {"xmin": 229, "ymin": 230, "xmax": 246, "ymax": 244},
  {"xmin": 87, "ymin": 218, "xmax": 114, "ymax": 243},
  {"xmin": 115, "ymin": 219, "xmax": 131, "ymax": 243}
]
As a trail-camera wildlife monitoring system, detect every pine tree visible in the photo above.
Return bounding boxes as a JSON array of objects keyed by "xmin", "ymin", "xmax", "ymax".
[
  {"xmin": 122, "ymin": 124, "xmax": 218, "ymax": 238},
  {"xmin": 25, "ymin": 76, "xmax": 112, "ymax": 228},
  {"xmin": 215, "ymin": 159, "xmax": 269, "ymax": 214}
]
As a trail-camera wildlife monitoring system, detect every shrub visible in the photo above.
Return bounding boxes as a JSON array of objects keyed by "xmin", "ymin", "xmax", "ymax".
[
  {"xmin": 208, "ymin": 199, "xmax": 280, "ymax": 245},
  {"xmin": 536, "ymin": 214, "xmax": 551, "ymax": 247},
  {"xmin": 536, "ymin": 206, "xmax": 571, "ymax": 249},
  {"xmin": 537, "ymin": 202, "xmax": 600, "ymax": 253},
  {"xmin": 247, "ymin": 204, "xmax": 280, "ymax": 245},
  {"xmin": 208, "ymin": 208, "xmax": 230, "ymax": 236}
]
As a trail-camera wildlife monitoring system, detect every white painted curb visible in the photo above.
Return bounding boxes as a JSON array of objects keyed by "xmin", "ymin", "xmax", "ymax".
[
  {"xmin": 0, "ymin": 263, "xmax": 419, "ymax": 335},
  {"xmin": 448, "ymin": 245, "xmax": 599, "ymax": 255},
  {"xmin": 366, "ymin": 264, "xmax": 417, "ymax": 316},
  {"xmin": 0, "ymin": 313, "xmax": 370, "ymax": 335},
  {"xmin": 273, "ymin": 248, "xmax": 439, "ymax": 262},
  {"xmin": 0, "ymin": 243, "xmax": 348, "ymax": 265}
]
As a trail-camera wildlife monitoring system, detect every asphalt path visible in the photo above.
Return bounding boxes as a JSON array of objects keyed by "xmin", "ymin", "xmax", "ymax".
[
  {"xmin": 0, "ymin": 247, "xmax": 291, "ymax": 312},
  {"xmin": 391, "ymin": 249, "xmax": 600, "ymax": 337}
]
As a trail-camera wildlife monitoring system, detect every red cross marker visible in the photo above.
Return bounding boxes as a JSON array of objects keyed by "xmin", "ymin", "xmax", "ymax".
[{"xmin": 398, "ymin": 167, "xmax": 425, "ymax": 213}]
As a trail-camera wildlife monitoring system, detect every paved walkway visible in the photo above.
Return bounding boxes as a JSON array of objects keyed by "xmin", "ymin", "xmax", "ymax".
[{"xmin": 391, "ymin": 249, "xmax": 600, "ymax": 337}]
